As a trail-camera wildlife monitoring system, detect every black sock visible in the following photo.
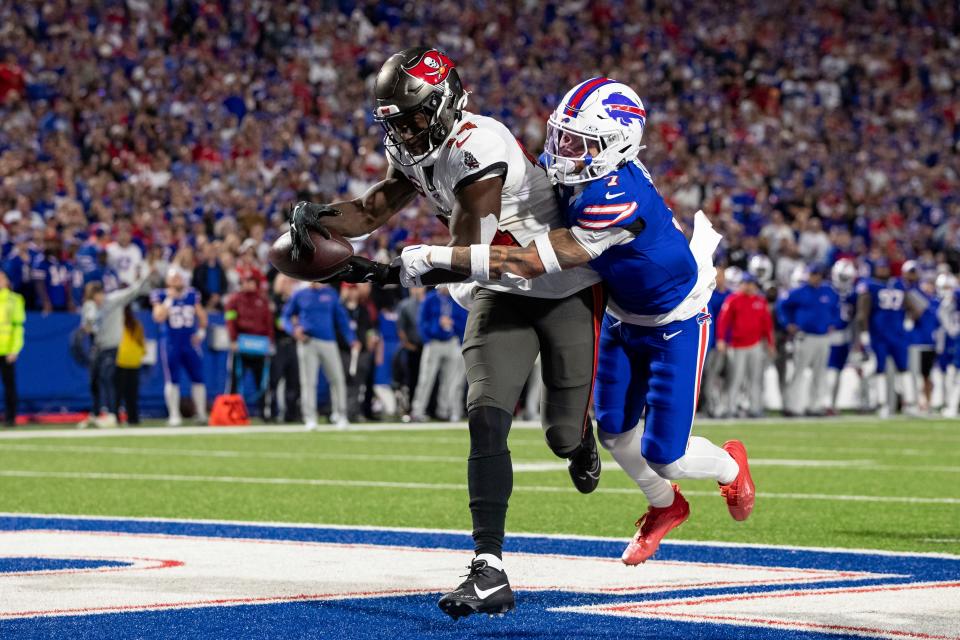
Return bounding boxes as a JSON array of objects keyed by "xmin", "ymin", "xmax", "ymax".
[{"xmin": 467, "ymin": 406, "xmax": 513, "ymax": 558}]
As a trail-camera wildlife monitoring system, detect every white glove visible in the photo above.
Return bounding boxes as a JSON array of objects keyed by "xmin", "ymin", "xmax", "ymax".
[{"xmin": 399, "ymin": 245, "xmax": 452, "ymax": 288}]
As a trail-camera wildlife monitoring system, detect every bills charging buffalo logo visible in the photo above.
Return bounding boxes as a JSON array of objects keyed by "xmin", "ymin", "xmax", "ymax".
[
  {"xmin": 403, "ymin": 50, "xmax": 454, "ymax": 86},
  {"xmin": 602, "ymin": 92, "xmax": 647, "ymax": 126},
  {"xmin": 696, "ymin": 311, "xmax": 712, "ymax": 325}
]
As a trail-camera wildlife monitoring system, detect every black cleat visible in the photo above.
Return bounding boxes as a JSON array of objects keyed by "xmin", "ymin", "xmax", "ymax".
[
  {"xmin": 568, "ymin": 430, "xmax": 601, "ymax": 494},
  {"xmin": 438, "ymin": 558, "xmax": 515, "ymax": 620}
]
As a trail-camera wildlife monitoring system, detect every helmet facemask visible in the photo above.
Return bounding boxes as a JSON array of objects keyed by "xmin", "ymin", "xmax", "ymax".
[{"xmin": 543, "ymin": 116, "xmax": 628, "ymax": 185}]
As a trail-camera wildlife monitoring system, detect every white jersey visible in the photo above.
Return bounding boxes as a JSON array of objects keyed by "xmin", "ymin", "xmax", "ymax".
[
  {"xmin": 106, "ymin": 242, "xmax": 144, "ymax": 287},
  {"xmin": 388, "ymin": 111, "xmax": 599, "ymax": 299}
]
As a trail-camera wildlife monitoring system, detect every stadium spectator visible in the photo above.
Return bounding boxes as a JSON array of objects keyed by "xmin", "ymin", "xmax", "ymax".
[
  {"xmin": 32, "ymin": 240, "xmax": 74, "ymax": 314},
  {"xmin": 225, "ymin": 272, "xmax": 275, "ymax": 419},
  {"xmin": 268, "ymin": 274, "xmax": 301, "ymax": 423},
  {"xmin": 340, "ymin": 283, "xmax": 375, "ymax": 421},
  {"xmin": 700, "ymin": 266, "xmax": 733, "ymax": 418},
  {"xmin": 282, "ymin": 281, "xmax": 356, "ymax": 430},
  {"xmin": 0, "ymin": 271, "xmax": 24, "ymax": 427},
  {"xmin": 115, "ymin": 306, "xmax": 146, "ymax": 426},
  {"xmin": 410, "ymin": 287, "xmax": 468, "ymax": 423},
  {"xmin": 106, "ymin": 221, "xmax": 144, "ymax": 289},
  {"xmin": 778, "ymin": 265, "xmax": 839, "ymax": 417},
  {"xmin": 80, "ymin": 270, "xmax": 155, "ymax": 428},
  {"xmin": 193, "ymin": 243, "xmax": 229, "ymax": 311},
  {"xmin": 716, "ymin": 275, "xmax": 775, "ymax": 418}
]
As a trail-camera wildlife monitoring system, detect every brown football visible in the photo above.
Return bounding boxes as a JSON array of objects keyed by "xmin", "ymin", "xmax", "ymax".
[{"xmin": 268, "ymin": 229, "xmax": 354, "ymax": 281}]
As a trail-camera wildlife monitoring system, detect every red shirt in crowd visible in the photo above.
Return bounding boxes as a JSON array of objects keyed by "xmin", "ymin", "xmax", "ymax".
[
  {"xmin": 716, "ymin": 291, "xmax": 774, "ymax": 349},
  {"xmin": 224, "ymin": 290, "xmax": 275, "ymax": 343}
]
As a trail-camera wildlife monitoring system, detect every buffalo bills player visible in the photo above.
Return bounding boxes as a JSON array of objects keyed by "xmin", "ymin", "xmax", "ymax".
[
  {"xmin": 151, "ymin": 268, "xmax": 208, "ymax": 426},
  {"xmin": 402, "ymin": 78, "xmax": 755, "ymax": 565},
  {"xmin": 855, "ymin": 260, "xmax": 921, "ymax": 417},
  {"xmin": 826, "ymin": 259, "xmax": 862, "ymax": 413}
]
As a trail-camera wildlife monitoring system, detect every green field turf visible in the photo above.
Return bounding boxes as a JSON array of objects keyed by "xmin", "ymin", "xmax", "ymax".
[{"xmin": 1, "ymin": 418, "xmax": 958, "ymax": 555}]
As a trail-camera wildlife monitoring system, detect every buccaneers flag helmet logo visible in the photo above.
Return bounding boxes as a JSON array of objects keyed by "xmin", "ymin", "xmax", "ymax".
[{"xmin": 402, "ymin": 49, "xmax": 454, "ymax": 86}]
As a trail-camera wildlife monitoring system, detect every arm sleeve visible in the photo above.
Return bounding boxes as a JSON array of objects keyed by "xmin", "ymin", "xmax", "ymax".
[
  {"xmin": 281, "ymin": 294, "xmax": 298, "ymax": 335},
  {"xmin": 334, "ymin": 300, "xmax": 356, "ymax": 344},
  {"xmin": 11, "ymin": 294, "xmax": 24, "ymax": 354},
  {"xmin": 418, "ymin": 297, "xmax": 438, "ymax": 342},
  {"xmin": 716, "ymin": 297, "xmax": 733, "ymax": 343},
  {"xmin": 777, "ymin": 292, "xmax": 795, "ymax": 328}
]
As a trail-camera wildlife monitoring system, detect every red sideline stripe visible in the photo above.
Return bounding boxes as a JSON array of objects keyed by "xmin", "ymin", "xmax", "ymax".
[
  {"xmin": 564, "ymin": 77, "xmax": 611, "ymax": 115},
  {"xmin": 581, "ymin": 283, "xmax": 606, "ymax": 439}
]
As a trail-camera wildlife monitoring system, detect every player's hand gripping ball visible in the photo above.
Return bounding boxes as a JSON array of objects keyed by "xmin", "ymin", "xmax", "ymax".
[{"xmin": 269, "ymin": 202, "xmax": 354, "ymax": 281}]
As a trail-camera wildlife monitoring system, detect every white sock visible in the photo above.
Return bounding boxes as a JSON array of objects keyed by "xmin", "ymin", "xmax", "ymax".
[
  {"xmin": 946, "ymin": 367, "xmax": 960, "ymax": 414},
  {"xmin": 191, "ymin": 384, "xmax": 207, "ymax": 420},
  {"xmin": 475, "ymin": 553, "xmax": 503, "ymax": 571},
  {"xmin": 650, "ymin": 436, "xmax": 739, "ymax": 485},
  {"xmin": 899, "ymin": 371, "xmax": 916, "ymax": 406},
  {"xmin": 872, "ymin": 374, "xmax": 888, "ymax": 410},
  {"xmin": 825, "ymin": 368, "xmax": 839, "ymax": 408},
  {"xmin": 599, "ymin": 427, "xmax": 674, "ymax": 508},
  {"xmin": 164, "ymin": 383, "xmax": 181, "ymax": 420}
]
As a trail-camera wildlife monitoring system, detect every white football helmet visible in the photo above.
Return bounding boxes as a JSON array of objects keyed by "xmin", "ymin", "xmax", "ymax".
[
  {"xmin": 724, "ymin": 266, "xmax": 744, "ymax": 289},
  {"xmin": 935, "ymin": 272, "xmax": 958, "ymax": 301},
  {"xmin": 543, "ymin": 78, "xmax": 646, "ymax": 185},
  {"xmin": 831, "ymin": 258, "xmax": 858, "ymax": 293},
  {"xmin": 790, "ymin": 264, "xmax": 810, "ymax": 289},
  {"xmin": 747, "ymin": 255, "xmax": 773, "ymax": 286}
]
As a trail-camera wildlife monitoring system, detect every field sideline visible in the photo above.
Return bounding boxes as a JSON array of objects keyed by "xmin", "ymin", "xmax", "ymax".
[{"xmin": 1, "ymin": 417, "xmax": 958, "ymax": 556}]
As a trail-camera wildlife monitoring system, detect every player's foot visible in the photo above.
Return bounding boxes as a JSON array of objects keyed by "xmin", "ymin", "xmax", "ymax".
[
  {"xmin": 877, "ymin": 405, "xmax": 890, "ymax": 419},
  {"xmin": 95, "ymin": 413, "xmax": 118, "ymax": 429},
  {"xmin": 942, "ymin": 407, "xmax": 957, "ymax": 418},
  {"xmin": 719, "ymin": 439, "xmax": 755, "ymax": 521},
  {"xmin": 304, "ymin": 420, "xmax": 318, "ymax": 432},
  {"xmin": 76, "ymin": 415, "xmax": 93, "ymax": 430},
  {"xmin": 166, "ymin": 416, "xmax": 182, "ymax": 427},
  {"xmin": 438, "ymin": 557, "xmax": 515, "ymax": 620},
  {"xmin": 568, "ymin": 431, "xmax": 601, "ymax": 494},
  {"xmin": 334, "ymin": 415, "xmax": 350, "ymax": 430},
  {"xmin": 622, "ymin": 484, "xmax": 690, "ymax": 565}
]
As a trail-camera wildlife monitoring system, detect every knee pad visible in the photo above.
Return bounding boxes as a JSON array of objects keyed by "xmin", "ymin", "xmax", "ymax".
[
  {"xmin": 468, "ymin": 406, "xmax": 512, "ymax": 459},
  {"xmin": 598, "ymin": 426, "xmax": 630, "ymax": 451},
  {"xmin": 647, "ymin": 459, "xmax": 685, "ymax": 481}
]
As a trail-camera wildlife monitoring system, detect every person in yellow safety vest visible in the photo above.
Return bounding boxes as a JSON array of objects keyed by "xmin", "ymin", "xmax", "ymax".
[{"xmin": 0, "ymin": 271, "xmax": 25, "ymax": 427}]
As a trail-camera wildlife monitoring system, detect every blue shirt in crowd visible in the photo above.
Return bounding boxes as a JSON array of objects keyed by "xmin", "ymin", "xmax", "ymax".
[
  {"xmin": 777, "ymin": 282, "xmax": 840, "ymax": 335},
  {"xmin": 281, "ymin": 285, "xmax": 355, "ymax": 343},
  {"xmin": 418, "ymin": 290, "xmax": 467, "ymax": 343}
]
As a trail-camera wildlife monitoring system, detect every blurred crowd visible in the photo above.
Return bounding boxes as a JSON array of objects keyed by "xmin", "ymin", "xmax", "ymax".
[{"xmin": 0, "ymin": 0, "xmax": 957, "ymax": 423}]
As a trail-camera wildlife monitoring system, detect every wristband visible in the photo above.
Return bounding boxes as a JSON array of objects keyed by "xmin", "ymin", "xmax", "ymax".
[
  {"xmin": 470, "ymin": 244, "xmax": 490, "ymax": 281},
  {"xmin": 195, "ymin": 329, "xmax": 207, "ymax": 342},
  {"xmin": 534, "ymin": 234, "xmax": 562, "ymax": 274},
  {"xmin": 430, "ymin": 246, "xmax": 453, "ymax": 270}
]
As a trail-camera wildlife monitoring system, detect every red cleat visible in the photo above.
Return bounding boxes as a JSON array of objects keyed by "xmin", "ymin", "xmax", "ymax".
[
  {"xmin": 719, "ymin": 439, "xmax": 755, "ymax": 521},
  {"xmin": 621, "ymin": 485, "xmax": 690, "ymax": 566}
]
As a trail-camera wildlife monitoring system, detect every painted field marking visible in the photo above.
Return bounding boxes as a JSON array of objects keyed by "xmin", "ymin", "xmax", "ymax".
[{"xmin": 1, "ymin": 470, "xmax": 958, "ymax": 505}]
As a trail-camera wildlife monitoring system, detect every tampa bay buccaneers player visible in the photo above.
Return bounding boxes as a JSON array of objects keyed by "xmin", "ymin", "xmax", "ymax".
[{"xmin": 287, "ymin": 47, "xmax": 603, "ymax": 619}]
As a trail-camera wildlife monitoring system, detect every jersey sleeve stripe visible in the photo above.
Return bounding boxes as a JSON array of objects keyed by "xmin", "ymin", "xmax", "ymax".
[
  {"xmin": 578, "ymin": 202, "xmax": 638, "ymax": 223},
  {"xmin": 577, "ymin": 203, "xmax": 638, "ymax": 229}
]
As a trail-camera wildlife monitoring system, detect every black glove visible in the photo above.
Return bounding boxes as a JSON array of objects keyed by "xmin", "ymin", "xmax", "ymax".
[
  {"xmin": 321, "ymin": 256, "xmax": 400, "ymax": 286},
  {"xmin": 288, "ymin": 201, "xmax": 341, "ymax": 262}
]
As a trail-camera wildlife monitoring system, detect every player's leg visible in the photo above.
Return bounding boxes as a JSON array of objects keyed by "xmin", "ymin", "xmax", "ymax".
[
  {"xmin": 827, "ymin": 342, "xmax": 849, "ymax": 412},
  {"xmin": 297, "ymin": 339, "xmax": 319, "ymax": 429},
  {"xmin": 315, "ymin": 339, "xmax": 348, "ymax": 428},
  {"xmin": 161, "ymin": 342, "xmax": 182, "ymax": 426},
  {"xmin": 534, "ymin": 284, "xmax": 605, "ymax": 492},
  {"xmin": 893, "ymin": 339, "xmax": 915, "ymax": 414},
  {"xmin": 871, "ymin": 335, "xmax": 891, "ymax": 417},
  {"xmin": 946, "ymin": 347, "xmax": 960, "ymax": 417},
  {"xmin": 744, "ymin": 344, "xmax": 766, "ymax": 417},
  {"xmin": 184, "ymin": 345, "xmax": 207, "ymax": 422},
  {"xmin": 442, "ymin": 339, "xmax": 466, "ymax": 422},
  {"xmin": 640, "ymin": 314, "xmax": 754, "ymax": 521},
  {"xmin": 808, "ymin": 335, "xmax": 831, "ymax": 414},
  {"xmin": 439, "ymin": 289, "xmax": 539, "ymax": 619},
  {"xmin": 725, "ymin": 346, "xmax": 748, "ymax": 417},
  {"xmin": 435, "ymin": 340, "xmax": 456, "ymax": 420},
  {"xmin": 410, "ymin": 341, "xmax": 440, "ymax": 420}
]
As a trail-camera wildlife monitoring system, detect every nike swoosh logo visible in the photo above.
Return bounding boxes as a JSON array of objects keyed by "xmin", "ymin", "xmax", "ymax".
[
  {"xmin": 605, "ymin": 191, "xmax": 626, "ymax": 199},
  {"xmin": 455, "ymin": 134, "xmax": 473, "ymax": 148},
  {"xmin": 663, "ymin": 330, "xmax": 682, "ymax": 341},
  {"xmin": 474, "ymin": 583, "xmax": 508, "ymax": 599}
]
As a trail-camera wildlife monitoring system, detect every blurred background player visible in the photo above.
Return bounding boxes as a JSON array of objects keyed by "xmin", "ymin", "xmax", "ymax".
[
  {"xmin": 855, "ymin": 260, "xmax": 919, "ymax": 418},
  {"xmin": 225, "ymin": 272, "xmax": 275, "ymax": 419},
  {"xmin": 410, "ymin": 285, "xmax": 467, "ymax": 423},
  {"xmin": 777, "ymin": 264, "xmax": 838, "ymax": 417},
  {"xmin": 151, "ymin": 268, "xmax": 208, "ymax": 426},
  {"xmin": 716, "ymin": 273, "xmax": 775, "ymax": 418},
  {"xmin": 827, "ymin": 259, "xmax": 862, "ymax": 414},
  {"xmin": 936, "ymin": 272, "xmax": 960, "ymax": 417},
  {"xmin": 395, "ymin": 286, "xmax": 425, "ymax": 421},
  {"xmin": 902, "ymin": 261, "xmax": 939, "ymax": 414},
  {"xmin": 281, "ymin": 281, "xmax": 356, "ymax": 430}
]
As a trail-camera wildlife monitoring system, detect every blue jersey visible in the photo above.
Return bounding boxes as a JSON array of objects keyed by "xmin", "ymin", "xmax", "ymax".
[
  {"xmin": 562, "ymin": 162, "xmax": 697, "ymax": 317},
  {"xmin": 31, "ymin": 255, "xmax": 74, "ymax": 309},
  {"xmin": 858, "ymin": 277, "xmax": 907, "ymax": 337},
  {"xmin": 911, "ymin": 293, "xmax": 938, "ymax": 346},
  {"xmin": 835, "ymin": 288, "xmax": 858, "ymax": 332},
  {"xmin": 151, "ymin": 288, "xmax": 201, "ymax": 346},
  {"xmin": 707, "ymin": 287, "xmax": 730, "ymax": 350},
  {"xmin": 375, "ymin": 309, "xmax": 400, "ymax": 386}
]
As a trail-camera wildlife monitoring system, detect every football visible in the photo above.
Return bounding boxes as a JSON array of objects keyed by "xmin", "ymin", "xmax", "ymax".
[{"xmin": 268, "ymin": 228, "xmax": 354, "ymax": 281}]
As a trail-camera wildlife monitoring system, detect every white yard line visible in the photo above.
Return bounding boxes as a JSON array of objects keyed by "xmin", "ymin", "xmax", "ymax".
[{"xmin": 1, "ymin": 469, "xmax": 958, "ymax": 505}]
